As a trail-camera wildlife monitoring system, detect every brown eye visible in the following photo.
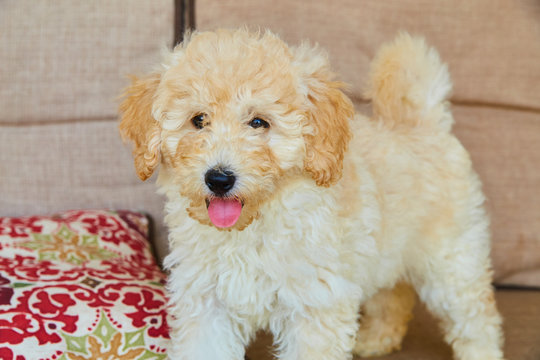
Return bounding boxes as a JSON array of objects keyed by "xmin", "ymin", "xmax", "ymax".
[
  {"xmin": 191, "ymin": 114, "xmax": 206, "ymax": 129},
  {"xmin": 249, "ymin": 117, "xmax": 270, "ymax": 129}
]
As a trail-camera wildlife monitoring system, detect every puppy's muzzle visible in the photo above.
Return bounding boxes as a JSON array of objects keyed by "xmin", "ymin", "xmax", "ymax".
[{"xmin": 205, "ymin": 168, "xmax": 236, "ymax": 196}]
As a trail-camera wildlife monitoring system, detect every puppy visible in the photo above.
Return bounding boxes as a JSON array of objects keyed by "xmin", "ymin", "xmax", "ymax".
[{"xmin": 119, "ymin": 29, "xmax": 504, "ymax": 360}]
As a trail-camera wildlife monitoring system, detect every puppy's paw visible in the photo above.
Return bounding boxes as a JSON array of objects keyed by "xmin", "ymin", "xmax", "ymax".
[
  {"xmin": 352, "ymin": 321, "xmax": 407, "ymax": 358},
  {"xmin": 452, "ymin": 340, "xmax": 506, "ymax": 360}
]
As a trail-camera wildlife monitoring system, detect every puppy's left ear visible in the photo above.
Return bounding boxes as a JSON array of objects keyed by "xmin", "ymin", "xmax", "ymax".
[
  {"xmin": 119, "ymin": 73, "xmax": 162, "ymax": 181},
  {"xmin": 294, "ymin": 45, "xmax": 354, "ymax": 187}
]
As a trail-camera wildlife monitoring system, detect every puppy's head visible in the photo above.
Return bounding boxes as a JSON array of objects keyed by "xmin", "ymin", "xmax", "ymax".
[{"xmin": 119, "ymin": 29, "xmax": 353, "ymax": 230}]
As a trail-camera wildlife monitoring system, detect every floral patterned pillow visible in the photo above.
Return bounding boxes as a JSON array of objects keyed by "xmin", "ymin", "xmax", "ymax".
[{"xmin": 0, "ymin": 210, "xmax": 170, "ymax": 360}]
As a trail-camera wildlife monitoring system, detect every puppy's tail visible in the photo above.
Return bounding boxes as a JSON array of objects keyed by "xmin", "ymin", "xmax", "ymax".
[{"xmin": 366, "ymin": 32, "xmax": 453, "ymax": 131}]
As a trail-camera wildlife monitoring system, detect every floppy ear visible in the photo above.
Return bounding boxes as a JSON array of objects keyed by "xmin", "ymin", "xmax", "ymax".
[
  {"xmin": 119, "ymin": 74, "xmax": 162, "ymax": 181},
  {"xmin": 295, "ymin": 45, "xmax": 354, "ymax": 187}
]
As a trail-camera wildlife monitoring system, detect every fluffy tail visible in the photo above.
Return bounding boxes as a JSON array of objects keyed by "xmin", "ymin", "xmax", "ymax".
[{"xmin": 366, "ymin": 32, "xmax": 453, "ymax": 131}]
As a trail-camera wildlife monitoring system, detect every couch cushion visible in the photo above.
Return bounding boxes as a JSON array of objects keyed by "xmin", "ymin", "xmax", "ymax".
[
  {"xmin": 0, "ymin": 1, "xmax": 173, "ymax": 263},
  {"xmin": 196, "ymin": 0, "xmax": 540, "ymax": 111},
  {"xmin": 0, "ymin": 210, "xmax": 169, "ymax": 359},
  {"xmin": 0, "ymin": 0, "xmax": 173, "ymax": 124},
  {"xmin": 452, "ymin": 105, "xmax": 540, "ymax": 286},
  {"xmin": 195, "ymin": 0, "xmax": 540, "ymax": 287},
  {"xmin": 0, "ymin": 120, "xmax": 170, "ymax": 262},
  {"xmin": 246, "ymin": 289, "xmax": 540, "ymax": 360}
]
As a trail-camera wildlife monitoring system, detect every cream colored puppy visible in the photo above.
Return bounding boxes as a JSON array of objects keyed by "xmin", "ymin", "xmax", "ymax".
[{"xmin": 119, "ymin": 29, "xmax": 504, "ymax": 360}]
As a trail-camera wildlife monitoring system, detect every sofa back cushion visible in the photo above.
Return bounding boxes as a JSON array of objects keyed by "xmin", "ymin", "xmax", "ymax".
[
  {"xmin": 2, "ymin": 0, "xmax": 539, "ymax": 287},
  {"xmin": 0, "ymin": 1, "xmax": 173, "ymax": 261},
  {"xmin": 196, "ymin": 0, "xmax": 540, "ymax": 286}
]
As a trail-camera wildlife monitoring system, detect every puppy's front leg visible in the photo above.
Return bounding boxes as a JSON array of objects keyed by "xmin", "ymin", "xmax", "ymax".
[
  {"xmin": 275, "ymin": 300, "xmax": 359, "ymax": 360},
  {"xmin": 167, "ymin": 296, "xmax": 249, "ymax": 360}
]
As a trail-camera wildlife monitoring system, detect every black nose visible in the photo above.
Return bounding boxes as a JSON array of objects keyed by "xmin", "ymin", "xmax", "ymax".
[{"xmin": 205, "ymin": 168, "xmax": 236, "ymax": 196}]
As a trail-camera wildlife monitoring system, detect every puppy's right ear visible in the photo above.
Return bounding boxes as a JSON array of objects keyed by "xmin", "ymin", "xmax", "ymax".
[{"xmin": 119, "ymin": 74, "xmax": 162, "ymax": 181}]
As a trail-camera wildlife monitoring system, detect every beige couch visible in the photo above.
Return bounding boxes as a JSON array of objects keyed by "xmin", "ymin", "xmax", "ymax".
[{"xmin": 1, "ymin": 1, "xmax": 539, "ymax": 359}]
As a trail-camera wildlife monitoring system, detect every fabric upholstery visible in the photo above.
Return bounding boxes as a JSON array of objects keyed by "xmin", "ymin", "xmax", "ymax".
[
  {"xmin": 452, "ymin": 106, "xmax": 540, "ymax": 285},
  {"xmin": 0, "ymin": 1, "xmax": 172, "ymax": 262},
  {"xmin": 1, "ymin": 0, "xmax": 539, "ymax": 284},
  {"xmin": 246, "ymin": 289, "xmax": 540, "ymax": 360},
  {"xmin": 0, "ymin": 120, "xmax": 170, "ymax": 262},
  {"xmin": 0, "ymin": 210, "xmax": 169, "ymax": 359},
  {"xmin": 195, "ymin": 0, "xmax": 540, "ymax": 287},
  {"xmin": 0, "ymin": 0, "xmax": 173, "ymax": 124},
  {"xmin": 196, "ymin": 0, "xmax": 540, "ymax": 110}
]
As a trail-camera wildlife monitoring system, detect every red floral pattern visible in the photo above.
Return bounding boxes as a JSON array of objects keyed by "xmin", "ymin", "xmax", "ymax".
[{"xmin": 0, "ymin": 210, "xmax": 170, "ymax": 360}]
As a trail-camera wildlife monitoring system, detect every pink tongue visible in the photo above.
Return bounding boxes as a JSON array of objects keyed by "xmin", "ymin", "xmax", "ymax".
[{"xmin": 207, "ymin": 198, "xmax": 243, "ymax": 228}]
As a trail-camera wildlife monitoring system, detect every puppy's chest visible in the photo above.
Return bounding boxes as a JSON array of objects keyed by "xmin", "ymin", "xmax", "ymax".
[{"xmin": 214, "ymin": 245, "xmax": 280, "ymax": 318}]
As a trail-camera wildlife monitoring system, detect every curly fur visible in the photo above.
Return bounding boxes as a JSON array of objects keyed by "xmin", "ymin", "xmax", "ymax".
[{"xmin": 119, "ymin": 29, "xmax": 504, "ymax": 360}]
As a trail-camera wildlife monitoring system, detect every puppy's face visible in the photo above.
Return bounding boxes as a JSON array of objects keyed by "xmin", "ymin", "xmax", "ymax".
[{"xmin": 120, "ymin": 29, "xmax": 353, "ymax": 230}]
